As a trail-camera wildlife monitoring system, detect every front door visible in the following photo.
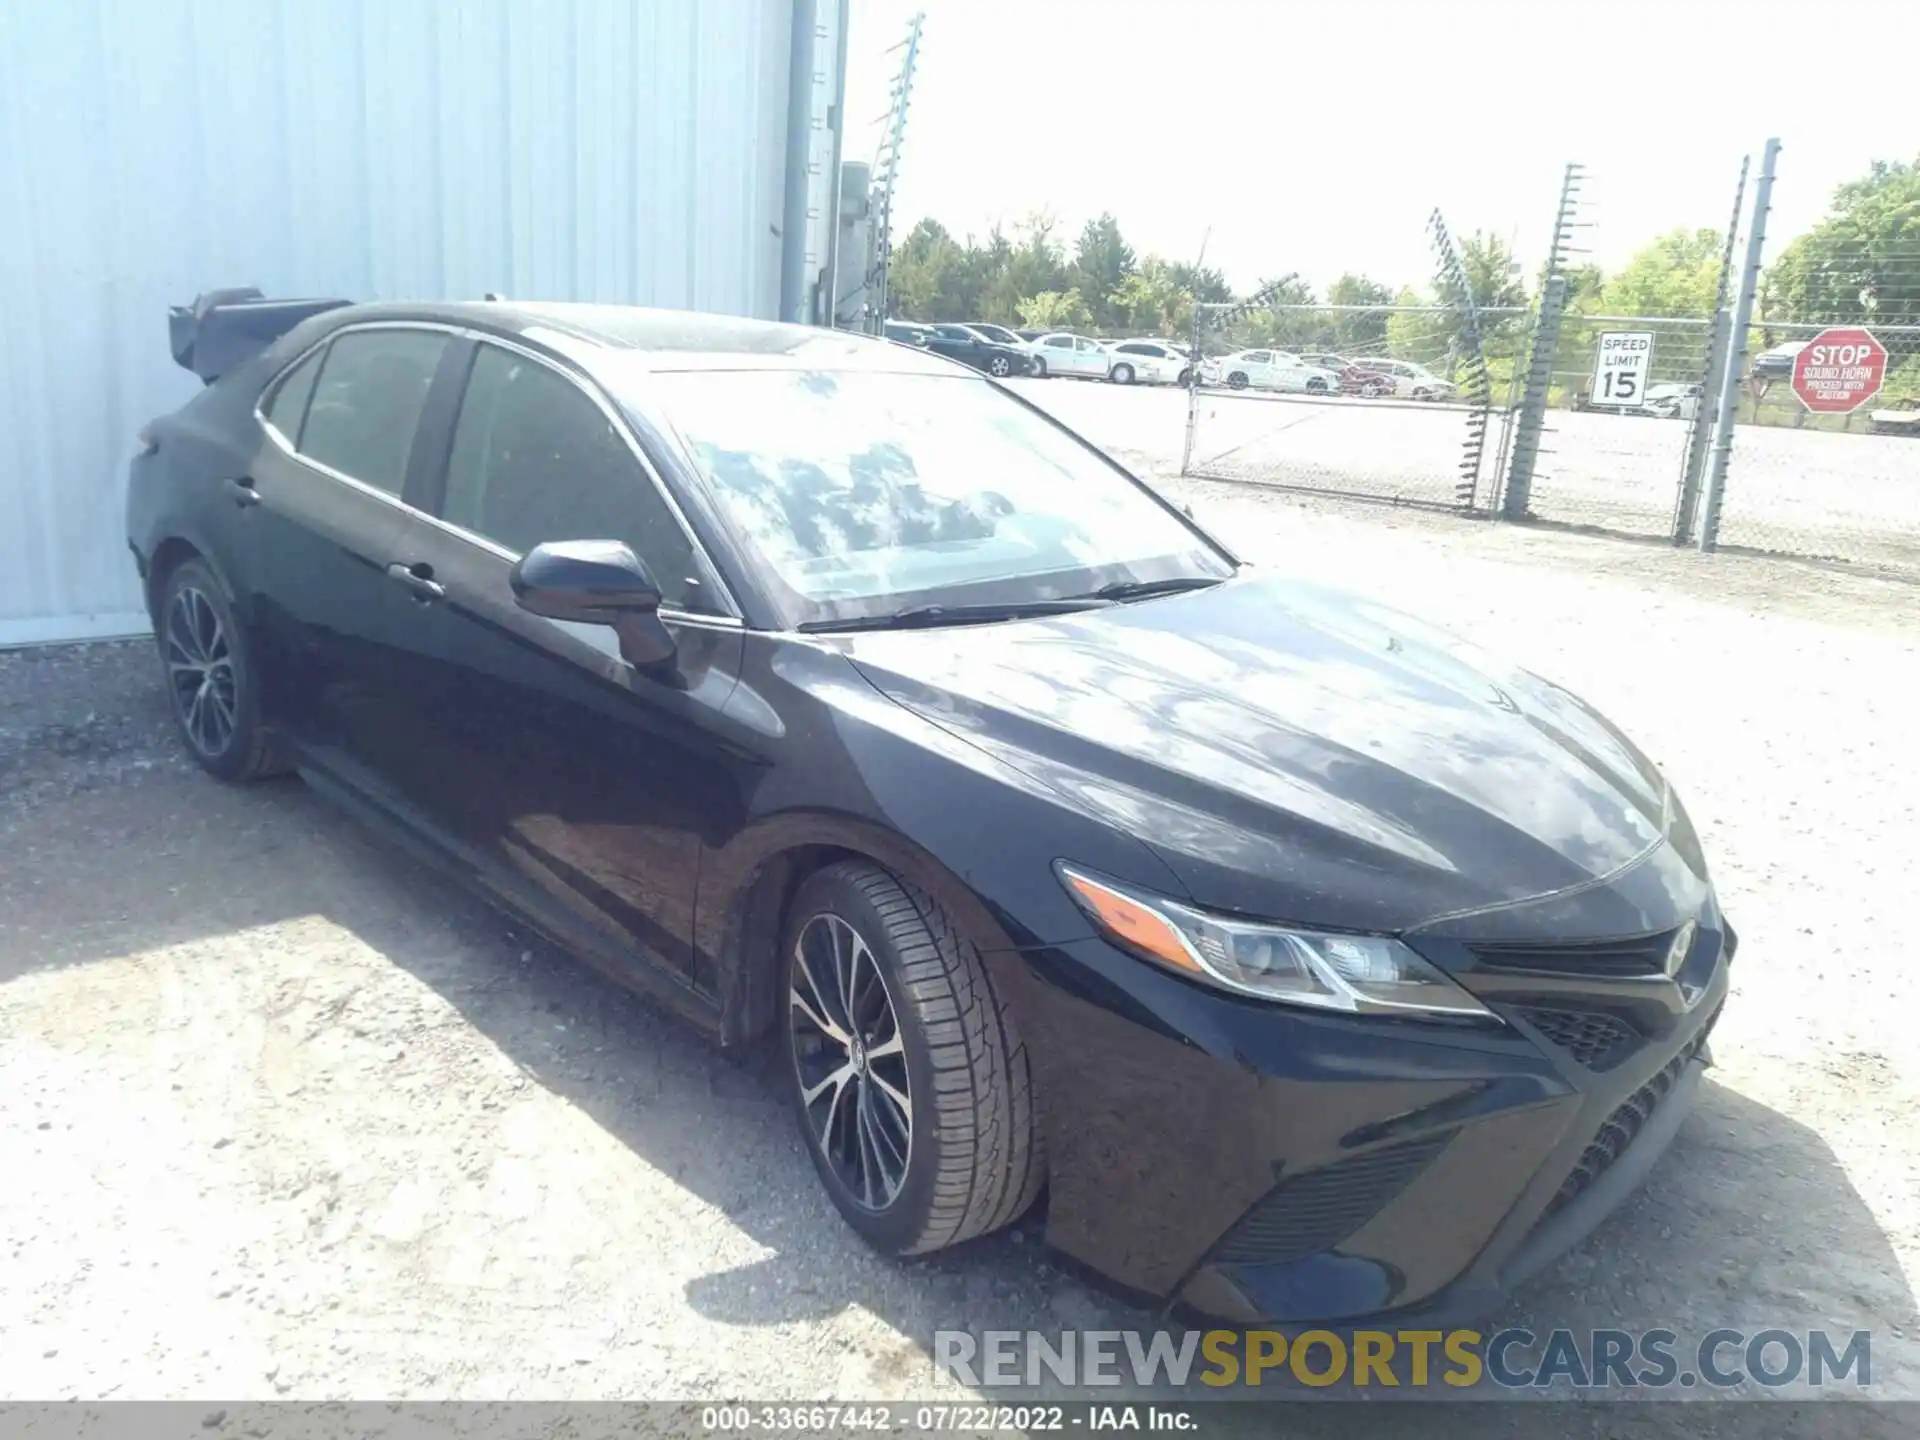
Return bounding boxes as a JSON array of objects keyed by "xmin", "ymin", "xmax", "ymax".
[{"xmin": 370, "ymin": 338, "xmax": 748, "ymax": 999}]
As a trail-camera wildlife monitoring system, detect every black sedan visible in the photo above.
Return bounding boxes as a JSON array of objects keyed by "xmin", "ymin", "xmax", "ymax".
[
  {"xmin": 918, "ymin": 322, "xmax": 1033, "ymax": 378},
  {"xmin": 129, "ymin": 294, "xmax": 1730, "ymax": 1324}
]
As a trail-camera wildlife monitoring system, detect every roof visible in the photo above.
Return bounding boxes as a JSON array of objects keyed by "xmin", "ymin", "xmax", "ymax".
[{"xmin": 320, "ymin": 300, "xmax": 965, "ymax": 375}]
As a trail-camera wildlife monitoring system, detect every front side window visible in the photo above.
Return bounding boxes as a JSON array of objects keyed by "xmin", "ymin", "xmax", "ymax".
[
  {"xmin": 298, "ymin": 329, "xmax": 448, "ymax": 494},
  {"xmin": 1243, "ymin": 351, "xmax": 1271, "ymax": 364},
  {"xmin": 444, "ymin": 346, "xmax": 716, "ymax": 613},
  {"xmin": 632, "ymin": 368, "xmax": 1231, "ymax": 628}
]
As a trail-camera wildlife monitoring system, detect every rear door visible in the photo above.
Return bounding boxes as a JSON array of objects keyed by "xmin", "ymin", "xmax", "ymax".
[
  {"xmin": 1074, "ymin": 336, "xmax": 1106, "ymax": 376},
  {"xmin": 367, "ymin": 337, "xmax": 747, "ymax": 998},
  {"xmin": 244, "ymin": 324, "xmax": 455, "ymax": 762},
  {"xmin": 1039, "ymin": 333, "xmax": 1076, "ymax": 373}
]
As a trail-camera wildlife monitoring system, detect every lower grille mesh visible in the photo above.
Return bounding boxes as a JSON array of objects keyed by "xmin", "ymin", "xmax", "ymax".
[
  {"xmin": 1211, "ymin": 1133, "xmax": 1453, "ymax": 1267},
  {"xmin": 1545, "ymin": 1020, "xmax": 1713, "ymax": 1219}
]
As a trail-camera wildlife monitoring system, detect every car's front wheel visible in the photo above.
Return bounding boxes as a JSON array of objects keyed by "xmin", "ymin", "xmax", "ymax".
[
  {"xmin": 1227, "ymin": 370, "xmax": 1249, "ymax": 389},
  {"xmin": 987, "ymin": 355, "xmax": 1013, "ymax": 378},
  {"xmin": 155, "ymin": 556, "xmax": 289, "ymax": 782},
  {"xmin": 784, "ymin": 861, "xmax": 1043, "ymax": 1255}
]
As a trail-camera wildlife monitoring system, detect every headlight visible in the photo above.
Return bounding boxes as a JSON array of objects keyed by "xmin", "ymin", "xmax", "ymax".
[{"xmin": 1057, "ymin": 864, "xmax": 1495, "ymax": 1020}]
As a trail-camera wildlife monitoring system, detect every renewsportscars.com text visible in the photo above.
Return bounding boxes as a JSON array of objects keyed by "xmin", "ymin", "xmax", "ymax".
[{"xmin": 934, "ymin": 1327, "xmax": 1872, "ymax": 1390}]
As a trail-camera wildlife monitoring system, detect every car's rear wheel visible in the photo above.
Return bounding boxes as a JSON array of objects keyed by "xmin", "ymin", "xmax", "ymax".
[
  {"xmin": 1111, "ymin": 363, "xmax": 1135, "ymax": 385},
  {"xmin": 1361, "ymin": 379, "xmax": 1389, "ymax": 397},
  {"xmin": 156, "ymin": 557, "xmax": 288, "ymax": 782},
  {"xmin": 1412, "ymin": 386, "xmax": 1434, "ymax": 401},
  {"xmin": 1306, "ymin": 377, "xmax": 1329, "ymax": 394},
  {"xmin": 1227, "ymin": 371, "xmax": 1249, "ymax": 389},
  {"xmin": 784, "ymin": 861, "xmax": 1043, "ymax": 1255},
  {"xmin": 1032, "ymin": 356, "xmax": 1048, "ymax": 378}
]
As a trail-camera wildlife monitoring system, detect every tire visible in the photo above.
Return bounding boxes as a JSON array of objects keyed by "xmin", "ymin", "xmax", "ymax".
[
  {"xmin": 783, "ymin": 861, "xmax": 1043, "ymax": 1255},
  {"xmin": 155, "ymin": 556, "xmax": 290, "ymax": 782},
  {"xmin": 1111, "ymin": 363, "xmax": 1135, "ymax": 385},
  {"xmin": 987, "ymin": 354, "xmax": 1013, "ymax": 378},
  {"xmin": 1306, "ymin": 377, "xmax": 1328, "ymax": 394},
  {"xmin": 1361, "ymin": 380, "xmax": 1388, "ymax": 398},
  {"xmin": 1032, "ymin": 357, "xmax": 1048, "ymax": 378},
  {"xmin": 1227, "ymin": 371, "xmax": 1249, "ymax": 390},
  {"xmin": 1177, "ymin": 367, "xmax": 1193, "ymax": 386},
  {"xmin": 1412, "ymin": 387, "xmax": 1434, "ymax": 401}
]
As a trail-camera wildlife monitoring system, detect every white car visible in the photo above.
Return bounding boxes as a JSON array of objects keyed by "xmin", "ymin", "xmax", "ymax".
[
  {"xmin": 1104, "ymin": 340, "xmax": 1192, "ymax": 386},
  {"xmin": 1200, "ymin": 349, "xmax": 1341, "ymax": 395},
  {"xmin": 1031, "ymin": 332, "xmax": 1111, "ymax": 379},
  {"xmin": 1349, "ymin": 358, "xmax": 1455, "ymax": 401}
]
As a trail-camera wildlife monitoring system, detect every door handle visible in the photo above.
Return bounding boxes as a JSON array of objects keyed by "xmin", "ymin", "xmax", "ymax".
[
  {"xmin": 385, "ymin": 561, "xmax": 446, "ymax": 603},
  {"xmin": 225, "ymin": 476, "xmax": 260, "ymax": 508}
]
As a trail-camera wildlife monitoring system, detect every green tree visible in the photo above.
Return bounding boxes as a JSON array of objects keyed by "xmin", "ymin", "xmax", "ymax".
[
  {"xmin": 1600, "ymin": 228, "xmax": 1723, "ymax": 316},
  {"xmin": 1070, "ymin": 213, "xmax": 1137, "ymax": 330},
  {"xmin": 1324, "ymin": 273, "xmax": 1395, "ymax": 354},
  {"xmin": 887, "ymin": 218, "xmax": 969, "ymax": 321},
  {"xmin": 1384, "ymin": 285, "xmax": 1450, "ymax": 366},
  {"xmin": 1766, "ymin": 157, "xmax": 1920, "ymax": 325},
  {"xmin": 1016, "ymin": 289, "xmax": 1092, "ymax": 331}
]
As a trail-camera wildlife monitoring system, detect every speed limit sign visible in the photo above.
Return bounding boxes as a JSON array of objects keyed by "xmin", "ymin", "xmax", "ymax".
[{"xmin": 1592, "ymin": 331, "xmax": 1655, "ymax": 407}]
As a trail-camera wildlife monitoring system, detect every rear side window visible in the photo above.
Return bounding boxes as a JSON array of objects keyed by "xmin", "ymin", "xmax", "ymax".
[
  {"xmin": 442, "ymin": 345, "xmax": 716, "ymax": 613},
  {"xmin": 298, "ymin": 329, "xmax": 449, "ymax": 495},
  {"xmin": 263, "ymin": 349, "xmax": 323, "ymax": 443},
  {"xmin": 1043, "ymin": 335, "xmax": 1072, "ymax": 349}
]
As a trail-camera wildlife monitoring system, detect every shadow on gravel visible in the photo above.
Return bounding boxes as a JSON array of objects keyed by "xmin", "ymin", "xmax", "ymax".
[{"xmin": 3, "ymin": 641, "xmax": 1913, "ymax": 1428}]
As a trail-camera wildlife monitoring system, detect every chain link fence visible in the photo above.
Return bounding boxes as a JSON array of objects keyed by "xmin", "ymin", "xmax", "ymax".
[
  {"xmin": 1714, "ymin": 263, "xmax": 1920, "ymax": 572},
  {"xmin": 1181, "ymin": 215, "xmax": 1513, "ymax": 510},
  {"xmin": 1170, "ymin": 145, "xmax": 1918, "ymax": 580}
]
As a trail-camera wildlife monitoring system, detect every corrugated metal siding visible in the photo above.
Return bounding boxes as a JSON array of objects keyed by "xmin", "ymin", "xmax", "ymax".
[{"xmin": 0, "ymin": 0, "xmax": 796, "ymax": 645}]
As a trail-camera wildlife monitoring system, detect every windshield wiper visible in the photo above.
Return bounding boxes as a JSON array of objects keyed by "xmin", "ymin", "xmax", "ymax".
[
  {"xmin": 1080, "ymin": 575, "xmax": 1228, "ymax": 603},
  {"xmin": 798, "ymin": 598, "xmax": 1111, "ymax": 634}
]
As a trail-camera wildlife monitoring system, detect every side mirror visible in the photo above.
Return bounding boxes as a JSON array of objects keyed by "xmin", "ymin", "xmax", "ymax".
[{"xmin": 510, "ymin": 539, "xmax": 675, "ymax": 668}]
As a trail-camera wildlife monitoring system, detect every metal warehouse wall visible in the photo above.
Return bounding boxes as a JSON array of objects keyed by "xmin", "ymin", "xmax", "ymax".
[{"xmin": 0, "ymin": 0, "xmax": 819, "ymax": 646}]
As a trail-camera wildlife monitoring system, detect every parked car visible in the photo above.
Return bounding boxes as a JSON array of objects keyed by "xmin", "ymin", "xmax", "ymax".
[
  {"xmin": 1014, "ymin": 329, "xmax": 1045, "ymax": 343},
  {"xmin": 1199, "ymin": 349, "xmax": 1342, "ymax": 394},
  {"xmin": 883, "ymin": 320, "xmax": 932, "ymax": 348},
  {"xmin": 920, "ymin": 323, "xmax": 1031, "ymax": 378},
  {"xmin": 1637, "ymin": 383, "xmax": 1702, "ymax": 421},
  {"xmin": 1031, "ymin": 331, "xmax": 1112, "ymax": 379},
  {"xmin": 1299, "ymin": 352, "xmax": 1396, "ymax": 397},
  {"xmin": 134, "ymin": 292, "xmax": 1732, "ymax": 1326},
  {"xmin": 1750, "ymin": 340, "xmax": 1807, "ymax": 381},
  {"xmin": 1348, "ymin": 358, "xmax": 1455, "ymax": 401},
  {"xmin": 1105, "ymin": 340, "xmax": 1192, "ymax": 386},
  {"xmin": 960, "ymin": 322, "xmax": 1044, "ymax": 374}
]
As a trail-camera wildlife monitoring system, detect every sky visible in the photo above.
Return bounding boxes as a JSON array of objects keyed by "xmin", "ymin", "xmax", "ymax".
[{"xmin": 843, "ymin": 0, "xmax": 1915, "ymax": 295}]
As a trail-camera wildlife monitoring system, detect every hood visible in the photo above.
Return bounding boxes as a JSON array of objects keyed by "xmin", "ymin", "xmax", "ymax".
[{"xmin": 840, "ymin": 574, "xmax": 1673, "ymax": 933}]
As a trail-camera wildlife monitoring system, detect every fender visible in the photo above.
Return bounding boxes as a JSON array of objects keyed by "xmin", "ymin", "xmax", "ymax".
[{"xmin": 699, "ymin": 807, "xmax": 1045, "ymax": 1050}]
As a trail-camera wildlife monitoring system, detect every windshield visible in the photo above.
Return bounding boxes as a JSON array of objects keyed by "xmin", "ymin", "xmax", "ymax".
[
  {"xmin": 635, "ymin": 369, "xmax": 1231, "ymax": 628},
  {"xmin": 971, "ymin": 324, "xmax": 1019, "ymax": 344}
]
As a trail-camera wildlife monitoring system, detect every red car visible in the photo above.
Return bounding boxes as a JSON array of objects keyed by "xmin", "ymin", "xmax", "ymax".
[{"xmin": 1298, "ymin": 353, "xmax": 1397, "ymax": 397}]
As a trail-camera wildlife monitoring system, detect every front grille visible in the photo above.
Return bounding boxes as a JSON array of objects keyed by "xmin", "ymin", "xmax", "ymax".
[
  {"xmin": 1544, "ymin": 1024, "xmax": 1711, "ymax": 1220},
  {"xmin": 1520, "ymin": 1007, "xmax": 1641, "ymax": 1071},
  {"xmin": 1211, "ymin": 1133, "xmax": 1452, "ymax": 1267},
  {"xmin": 1473, "ymin": 928, "xmax": 1681, "ymax": 978}
]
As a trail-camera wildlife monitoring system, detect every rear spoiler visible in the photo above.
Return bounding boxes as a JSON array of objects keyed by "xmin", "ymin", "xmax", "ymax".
[{"xmin": 168, "ymin": 287, "xmax": 352, "ymax": 383}]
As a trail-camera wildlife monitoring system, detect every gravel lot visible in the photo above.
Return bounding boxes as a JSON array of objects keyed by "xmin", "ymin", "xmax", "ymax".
[
  {"xmin": 2, "ymin": 382, "xmax": 1916, "ymax": 1426},
  {"xmin": 1029, "ymin": 379, "xmax": 1920, "ymax": 571}
]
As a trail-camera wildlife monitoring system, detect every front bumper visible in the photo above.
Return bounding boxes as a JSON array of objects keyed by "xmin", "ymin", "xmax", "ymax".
[{"xmin": 1014, "ymin": 904, "xmax": 1731, "ymax": 1324}]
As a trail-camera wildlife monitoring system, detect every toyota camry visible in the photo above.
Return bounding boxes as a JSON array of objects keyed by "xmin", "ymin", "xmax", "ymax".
[{"xmin": 128, "ymin": 292, "xmax": 1731, "ymax": 1324}]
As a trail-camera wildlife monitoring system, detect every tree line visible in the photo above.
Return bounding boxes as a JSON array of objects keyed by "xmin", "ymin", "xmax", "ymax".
[{"xmin": 884, "ymin": 157, "xmax": 1919, "ymax": 360}]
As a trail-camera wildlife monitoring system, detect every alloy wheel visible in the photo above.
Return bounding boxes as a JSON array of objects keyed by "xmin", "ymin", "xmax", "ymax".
[
  {"xmin": 989, "ymin": 356, "xmax": 1012, "ymax": 377},
  {"xmin": 165, "ymin": 585, "xmax": 238, "ymax": 757},
  {"xmin": 789, "ymin": 912, "xmax": 914, "ymax": 1210}
]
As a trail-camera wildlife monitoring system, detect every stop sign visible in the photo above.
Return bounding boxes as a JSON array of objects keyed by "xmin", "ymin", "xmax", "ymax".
[{"xmin": 1790, "ymin": 326, "xmax": 1888, "ymax": 413}]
